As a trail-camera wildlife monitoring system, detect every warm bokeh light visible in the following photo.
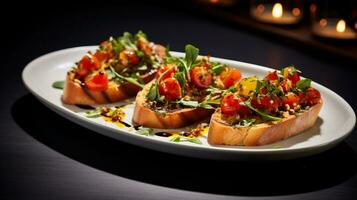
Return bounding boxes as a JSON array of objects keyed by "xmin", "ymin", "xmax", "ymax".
[
  {"xmin": 272, "ymin": 3, "xmax": 283, "ymax": 18},
  {"xmin": 319, "ymin": 18, "xmax": 327, "ymax": 27},
  {"xmin": 292, "ymin": 8, "xmax": 300, "ymax": 16},
  {"xmin": 336, "ymin": 19, "xmax": 346, "ymax": 33},
  {"xmin": 209, "ymin": 0, "xmax": 219, "ymax": 4},
  {"xmin": 257, "ymin": 4, "xmax": 265, "ymax": 13},
  {"xmin": 310, "ymin": 4, "xmax": 317, "ymax": 13}
]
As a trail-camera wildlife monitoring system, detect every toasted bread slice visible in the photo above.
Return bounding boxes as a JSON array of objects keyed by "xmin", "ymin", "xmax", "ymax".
[
  {"xmin": 132, "ymin": 82, "xmax": 214, "ymax": 129},
  {"xmin": 62, "ymin": 71, "xmax": 145, "ymax": 105},
  {"xmin": 207, "ymin": 101, "xmax": 323, "ymax": 146}
]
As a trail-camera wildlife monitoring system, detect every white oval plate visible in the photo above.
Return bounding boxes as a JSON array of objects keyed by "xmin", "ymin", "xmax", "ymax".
[{"xmin": 22, "ymin": 46, "xmax": 356, "ymax": 160}]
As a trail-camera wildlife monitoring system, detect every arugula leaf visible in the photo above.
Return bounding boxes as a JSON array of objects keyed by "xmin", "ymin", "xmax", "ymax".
[
  {"xmin": 186, "ymin": 137, "xmax": 202, "ymax": 144},
  {"xmin": 120, "ymin": 32, "xmax": 137, "ymax": 50},
  {"xmin": 174, "ymin": 72, "xmax": 186, "ymax": 89},
  {"xmin": 52, "ymin": 81, "xmax": 65, "ymax": 90},
  {"xmin": 110, "ymin": 36, "xmax": 124, "ymax": 53},
  {"xmin": 177, "ymin": 99, "xmax": 199, "ymax": 108},
  {"xmin": 109, "ymin": 66, "xmax": 144, "ymax": 88},
  {"xmin": 244, "ymin": 101, "xmax": 282, "ymax": 121},
  {"xmin": 233, "ymin": 119, "xmax": 256, "ymax": 128},
  {"xmin": 185, "ymin": 44, "xmax": 199, "ymax": 69},
  {"xmin": 147, "ymin": 84, "xmax": 159, "ymax": 101},
  {"xmin": 85, "ymin": 108, "xmax": 102, "ymax": 118},
  {"xmin": 296, "ymin": 79, "xmax": 311, "ymax": 91},
  {"xmin": 146, "ymin": 68, "xmax": 172, "ymax": 101},
  {"xmin": 135, "ymin": 30, "xmax": 147, "ymax": 40},
  {"xmin": 137, "ymin": 126, "xmax": 154, "ymax": 136},
  {"xmin": 170, "ymin": 135, "xmax": 202, "ymax": 144},
  {"xmin": 170, "ymin": 135, "xmax": 181, "ymax": 142},
  {"xmin": 211, "ymin": 64, "xmax": 225, "ymax": 75}
]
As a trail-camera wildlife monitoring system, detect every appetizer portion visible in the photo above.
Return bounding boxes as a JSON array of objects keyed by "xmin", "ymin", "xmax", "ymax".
[
  {"xmin": 133, "ymin": 44, "xmax": 243, "ymax": 128},
  {"xmin": 208, "ymin": 66, "xmax": 322, "ymax": 146},
  {"xmin": 63, "ymin": 31, "xmax": 166, "ymax": 105}
]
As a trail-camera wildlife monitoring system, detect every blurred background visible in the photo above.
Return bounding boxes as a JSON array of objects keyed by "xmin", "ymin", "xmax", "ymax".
[{"xmin": 2, "ymin": 1, "xmax": 357, "ymax": 199}]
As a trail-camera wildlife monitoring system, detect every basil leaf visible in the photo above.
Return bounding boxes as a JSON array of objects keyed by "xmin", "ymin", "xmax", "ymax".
[
  {"xmin": 137, "ymin": 126, "xmax": 154, "ymax": 136},
  {"xmin": 184, "ymin": 44, "xmax": 199, "ymax": 69},
  {"xmin": 52, "ymin": 81, "xmax": 65, "ymax": 90},
  {"xmin": 211, "ymin": 64, "xmax": 225, "ymax": 75},
  {"xmin": 296, "ymin": 79, "xmax": 311, "ymax": 91},
  {"xmin": 244, "ymin": 101, "xmax": 281, "ymax": 121}
]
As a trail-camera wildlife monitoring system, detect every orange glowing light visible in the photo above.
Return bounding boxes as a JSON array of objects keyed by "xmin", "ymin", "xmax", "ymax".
[
  {"xmin": 292, "ymin": 8, "xmax": 300, "ymax": 16},
  {"xmin": 319, "ymin": 18, "xmax": 327, "ymax": 27},
  {"xmin": 310, "ymin": 4, "xmax": 317, "ymax": 13},
  {"xmin": 272, "ymin": 3, "xmax": 283, "ymax": 18},
  {"xmin": 257, "ymin": 4, "xmax": 265, "ymax": 13},
  {"xmin": 336, "ymin": 19, "xmax": 346, "ymax": 33}
]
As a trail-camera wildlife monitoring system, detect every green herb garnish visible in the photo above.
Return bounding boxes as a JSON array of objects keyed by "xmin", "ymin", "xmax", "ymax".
[
  {"xmin": 296, "ymin": 78, "xmax": 311, "ymax": 91},
  {"xmin": 211, "ymin": 63, "xmax": 225, "ymax": 75},
  {"xmin": 233, "ymin": 119, "xmax": 256, "ymax": 128},
  {"xmin": 137, "ymin": 126, "xmax": 154, "ymax": 136},
  {"xmin": 170, "ymin": 135, "xmax": 202, "ymax": 144},
  {"xmin": 109, "ymin": 66, "xmax": 144, "ymax": 88},
  {"xmin": 52, "ymin": 81, "xmax": 65, "ymax": 90},
  {"xmin": 244, "ymin": 101, "xmax": 282, "ymax": 121},
  {"xmin": 85, "ymin": 108, "xmax": 102, "ymax": 118}
]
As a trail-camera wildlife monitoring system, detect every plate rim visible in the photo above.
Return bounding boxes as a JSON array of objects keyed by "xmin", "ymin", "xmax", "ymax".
[{"xmin": 22, "ymin": 46, "xmax": 357, "ymax": 158}]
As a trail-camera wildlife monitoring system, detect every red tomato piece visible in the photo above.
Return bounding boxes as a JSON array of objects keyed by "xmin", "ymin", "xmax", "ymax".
[
  {"xmin": 157, "ymin": 64, "xmax": 176, "ymax": 80},
  {"xmin": 221, "ymin": 93, "xmax": 250, "ymax": 116},
  {"xmin": 283, "ymin": 93, "xmax": 300, "ymax": 108},
  {"xmin": 94, "ymin": 50, "xmax": 112, "ymax": 63},
  {"xmin": 306, "ymin": 87, "xmax": 321, "ymax": 106},
  {"xmin": 85, "ymin": 72, "xmax": 109, "ymax": 92},
  {"xmin": 119, "ymin": 49, "xmax": 140, "ymax": 66},
  {"xmin": 76, "ymin": 53, "xmax": 100, "ymax": 78},
  {"xmin": 220, "ymin": 69, "xmax": 242, "ymax": 88},
  {"xmin": 252, "ymin": 95, "xmax": 281, "ymax": 113},
  {"xmin": 265, "ymin": 71, "xmax": 278, "ymax": 81},
  {"xmin": 190, "ymin": 66, "xmax": 213, "ymax": 89},
  {"xmin": 158, "ymin": 78, "xmax": 182, "ymax": 101}
]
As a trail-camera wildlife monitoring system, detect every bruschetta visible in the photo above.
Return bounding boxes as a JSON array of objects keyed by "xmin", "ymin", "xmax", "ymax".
[
  {"xmin": 133, "ymin": 44, "xmax": 243, "ymax": 128},
  {"xmin": 62, "ymin": 31, "xmax": 166, "ymax": 105},
  {"xmin": 207, "ymin": 66, "xmax": 322, "ymax": 146}
]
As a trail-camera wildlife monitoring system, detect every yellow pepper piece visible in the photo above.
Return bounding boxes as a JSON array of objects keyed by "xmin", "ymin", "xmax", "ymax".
[{"xmin": 238, "ymin": 76, "xmax": 258, "ymax": 97}]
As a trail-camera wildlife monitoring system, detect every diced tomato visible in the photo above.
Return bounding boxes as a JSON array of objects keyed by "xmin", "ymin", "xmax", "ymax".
[
  {"xmin": 94, "ymin": 50, "xmax": 112, "ymax": 63},
  {"xmin": 297, "ymin": 92, "xmax": 307, "ymax": 106},
  {"xmin": 281, "ymin": 79, "xmax": 292, "ymax": 93},
  {"xmin": 76, "ymin": 53, "xmax": 100, "ymax": 78},
  {"xmin": 252, "ymin": 95, "xmax": 281, "ymax": 114},
  {"xmin": 282, "ymin": 67, "xmax": 300, "ymax": 87},
  {"xmin": 221, "ymin": 93, "xmax": 250, "ymax": 116},
  {"xmin": 157, "ymin": 64, "xmax": 176, "ymax": 80},
  {"xmin": 119, "ymin": 49, "xmax": 140, "ymax": 66},
  {"xmin": 220, "ymin": 69, "xmax": 242, "ymax": 88},
  {"xmin": 158, "ymin": 78, "xmax": 182, "ymax": 101},
  {"xmin": 265, "ymin": 71, "xmax": 278, "ymax": 81},
  {"xmin": 85, "ymin": 72, "xmax": 109, "ymax": 92},
  {"xmin": 190, "ymin": 66, "xmax": 213, "ymax": 88},
  {"xmin": 306, "ymin": 87, "xmax": 321, "ymax": 106},
  {"xmin": 282, "ymin": 93, "xmax": 300, "ymax": 108}
]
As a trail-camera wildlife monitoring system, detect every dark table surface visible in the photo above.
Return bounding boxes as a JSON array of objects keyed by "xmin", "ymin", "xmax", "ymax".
[{"xmin": 2, "ymin": 1, "xmax": 357, "ymax": 200}]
